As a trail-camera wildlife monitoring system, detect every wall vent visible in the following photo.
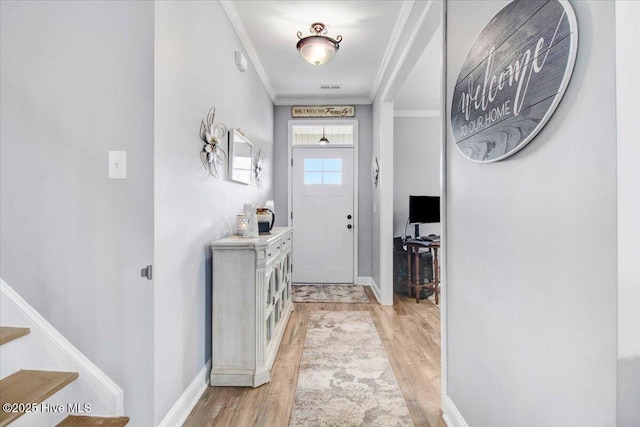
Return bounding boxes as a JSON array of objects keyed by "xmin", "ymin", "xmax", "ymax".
[{"xmin": 319, "ymin": 84, "xmax": 342, "ymax": 90}]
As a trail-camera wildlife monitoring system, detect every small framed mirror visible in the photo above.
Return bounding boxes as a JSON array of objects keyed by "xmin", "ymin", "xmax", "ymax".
[{"xmin": 228, "ymin": 129, "xmax": 253, "ymax": 185}]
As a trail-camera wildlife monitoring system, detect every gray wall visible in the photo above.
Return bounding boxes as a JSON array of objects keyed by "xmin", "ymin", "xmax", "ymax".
[
  {"xmin": 393, "ymin": 117, "xmax": 441, "ymax": 237},
  {"xmin": 154, "ymin": 1, "xmax": 274, "ymax": 422},
  {"xmin": 273, "ymin": 105, "xmax": 373, "ymax": 277},
  {"xmin": 616, "ymin": 2, "xmax": 640, "ymax": 425},
  {"xmin": 0, "ymin": 1, "xmax": 155, "ymax": 425},
  {"xmin": 446, "ymin": 1, "xmax": 618, "ymax": 425}
]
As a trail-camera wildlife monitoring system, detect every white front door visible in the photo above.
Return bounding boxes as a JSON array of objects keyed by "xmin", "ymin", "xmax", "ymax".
[{"xmin": 292, "ymin": 147, "xmax": 354, "ymax": 283}]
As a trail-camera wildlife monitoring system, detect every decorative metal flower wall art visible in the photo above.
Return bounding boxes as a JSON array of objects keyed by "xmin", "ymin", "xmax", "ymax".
[
  {"xmin": 371, "ymin": 156, "xmax": 379, "ymax": 188},
  {"xmin": 254, "ymin": 148, "xmax": 266, "ymax": 187},
  {"xmin": 199, "ymin": 108, "xmax": 228, "ymax": 178}
]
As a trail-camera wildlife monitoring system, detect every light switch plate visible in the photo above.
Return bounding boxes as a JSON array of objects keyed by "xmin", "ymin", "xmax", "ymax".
[{"xmin": 108, "ymin": 151, "xmax": 127, "ymax": 179}]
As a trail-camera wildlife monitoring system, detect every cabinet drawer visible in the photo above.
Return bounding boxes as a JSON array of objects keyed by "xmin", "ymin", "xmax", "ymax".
[
  {"xmin": 280, "ymin": 234, "xmax": 292, "ymax": 253},
  {"xmin": 265, "ymin": 240, "xmax": 282, "ymax": 264}
]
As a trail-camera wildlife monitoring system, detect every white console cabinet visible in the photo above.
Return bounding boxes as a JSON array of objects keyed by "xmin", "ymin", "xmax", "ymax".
[{"xmin": 210, "ymin": 227, "xmax": 293, "ymax": 387}]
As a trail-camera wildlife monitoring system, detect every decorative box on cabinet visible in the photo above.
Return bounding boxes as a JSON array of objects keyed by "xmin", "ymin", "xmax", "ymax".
[{"xmin": 210, "ymin": 227, "xmax": 293, "ymax": 387}]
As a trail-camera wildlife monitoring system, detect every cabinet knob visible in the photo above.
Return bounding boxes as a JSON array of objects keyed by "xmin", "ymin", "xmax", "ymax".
[
  {"xmin": 347, "ymin": 224, "xmax": 352, "ymax": 229},
  {"xmin": 347, "ymin": 215, "xmax": 352, "ymax": 220}
]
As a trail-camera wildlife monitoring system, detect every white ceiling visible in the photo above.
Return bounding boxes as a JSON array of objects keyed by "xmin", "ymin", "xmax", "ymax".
[{"xmin": 222, "ymin": 0, "xmax": 420, "ymax": 105}]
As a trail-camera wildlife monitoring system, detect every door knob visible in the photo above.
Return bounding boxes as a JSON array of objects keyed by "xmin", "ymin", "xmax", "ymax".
[
  {"xmin": 347, "ymin": 215, "xmax": 352, "ymax": 219},
  {"xmin": 347, "ymin": 224, "xmax": 352, "ymax": 229}
]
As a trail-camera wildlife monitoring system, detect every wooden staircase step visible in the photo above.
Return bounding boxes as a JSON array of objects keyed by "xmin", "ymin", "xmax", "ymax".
[
  {"xmin": 56, "ymin": 415, "xmax": 130, "ymax": 426},
  {"xmin": 0, "ymin": 327, "xmax": 30, "ymax": 345},
  {"xmin": 0, "ymin": 369, "xmax": 79, "ymax": 426}
]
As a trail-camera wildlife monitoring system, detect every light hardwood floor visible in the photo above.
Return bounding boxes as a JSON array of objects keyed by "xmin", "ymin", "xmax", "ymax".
[{"xmin": 184, "ymin": 288, "xmax": 444, "ymax": 427}]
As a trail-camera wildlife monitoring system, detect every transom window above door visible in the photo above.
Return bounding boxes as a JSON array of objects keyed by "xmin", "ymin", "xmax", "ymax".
[{"xmin": 292, "ymin": 125, "xmax": 354, "ymax": 145}]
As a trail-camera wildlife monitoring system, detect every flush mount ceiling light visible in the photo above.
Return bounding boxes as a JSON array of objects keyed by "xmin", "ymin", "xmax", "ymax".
[{"xmin": 296, "ymin": 23, "xmax": 342, "ymax": 66}]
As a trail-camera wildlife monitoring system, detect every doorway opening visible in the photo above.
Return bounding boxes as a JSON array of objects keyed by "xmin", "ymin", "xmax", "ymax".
[
  {"xmin": 391, "ymin": 22, "xmax": 443, "ymax": 305},
  {"xmin": 375, "ymin": 0, "xmax": 447, "ymax": 420},
  {"xmin": 287, "ymin": 120, "xmax": 359, "ymax": 284}
]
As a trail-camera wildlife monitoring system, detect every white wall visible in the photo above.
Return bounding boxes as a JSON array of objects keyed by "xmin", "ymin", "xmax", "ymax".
[
  {"xmin": 273, "ymin": 105, "xmax": 373, "ymax": 277},
  {"xmin": 371, "ymin": 100, "xmax": 383, "ymax": 298},
  {"xmin": 393, "ymin": 117, "xmax": 441, "ymax": 238},
  {"xmin": 154, "ymin": 1, "xmax": 274, "ymax": 423},
  {"xmin": 371, "ymin": 99, "xmax": 394, "ymax": 303},
  {"xmin": 394, "ymin": 27, "xmax": 442, "ymax": 111},
  {"xmin": 616, "ymin": 1, "xmax": 640, "ymax": 425},
  {"xmin": 445, "ymin": 1, "xmax": 618, "ymax": 425},
  {"xmin": 0, "ymin": 2, "xmax": 155, "ymax": 425}
]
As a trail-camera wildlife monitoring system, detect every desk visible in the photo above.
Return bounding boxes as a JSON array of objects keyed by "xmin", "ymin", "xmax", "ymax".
[{"xmin": 405, "ymin": 240, "xmax": 440, "ymax": 304}]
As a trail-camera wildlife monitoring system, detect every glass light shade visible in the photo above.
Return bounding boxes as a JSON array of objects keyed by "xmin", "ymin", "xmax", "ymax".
[{"xmin": 297, "ymin": 36, "xmax": 339, "ymax": 66}]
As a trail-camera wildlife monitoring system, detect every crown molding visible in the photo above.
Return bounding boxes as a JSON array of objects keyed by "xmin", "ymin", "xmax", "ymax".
[
  {"xmin": 394, "ymin": 109, "xmax": 440, "ymax": 118},
  {"xmin": 220, "ymin": 0, "xmax": 277, "ymax": 101},
  {"xmin": 274, "ymin": 97, "xmax": 372, "ymax": 106},
  {"xmin": 369, "ymin": 0, "xmax": 415, "ymax": 101}
]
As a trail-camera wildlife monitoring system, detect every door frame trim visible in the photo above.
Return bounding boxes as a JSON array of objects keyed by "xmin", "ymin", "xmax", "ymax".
[{"xmin": 287, "ymin": 119, "xmax": 359, "ymax": 284}]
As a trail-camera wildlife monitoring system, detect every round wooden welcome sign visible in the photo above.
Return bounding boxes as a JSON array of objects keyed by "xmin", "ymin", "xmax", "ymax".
[{"xmin": 451, "ymin": 0, "xmax": 578, "ymax": 162}]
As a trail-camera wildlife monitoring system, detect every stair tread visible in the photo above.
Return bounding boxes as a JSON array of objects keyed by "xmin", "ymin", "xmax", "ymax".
[
  {"xmin": 0, "ymin": 326, "xmax": 30, "ymax": 345},
  {"xmin": 56, "ymin": 415, "xmax": 130, "ymax": 426},
  {"xmin": 0, "ymin": 369, "xmax": 79, "ymax": 426}
]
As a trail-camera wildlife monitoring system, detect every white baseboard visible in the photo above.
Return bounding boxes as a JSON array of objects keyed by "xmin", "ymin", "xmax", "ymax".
[
  {"xmin": 0, "ymin": 278, "xmax": 124, "ymax": 415},
  {"xmin": 357, "ymin": 276, "xmax": 381, "ymax": 304},
  {"xmin": 157, "ymin": 359, "xmax": 211, "ymax": 427},
  {"xmin": 356, "ymin": 277, "xmax": 371, "ymax": 286},
  {"xmin": 442, "ymin": 395, "xmax": 470, "ymax": 427}
]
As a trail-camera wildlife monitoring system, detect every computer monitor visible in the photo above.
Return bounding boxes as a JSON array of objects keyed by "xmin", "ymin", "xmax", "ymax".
[{"xmin": 409, "ymin": 195, "xmax": 440, "ymax": 238}]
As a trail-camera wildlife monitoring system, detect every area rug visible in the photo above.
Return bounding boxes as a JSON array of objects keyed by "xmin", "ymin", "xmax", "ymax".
[
  {"xmin": 289, "ymin": 311, "xmax": 414, "ymax": 426},
  {"xmin": 292, "ymin": 285, "xmax": 370, "ymax": 303}
]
